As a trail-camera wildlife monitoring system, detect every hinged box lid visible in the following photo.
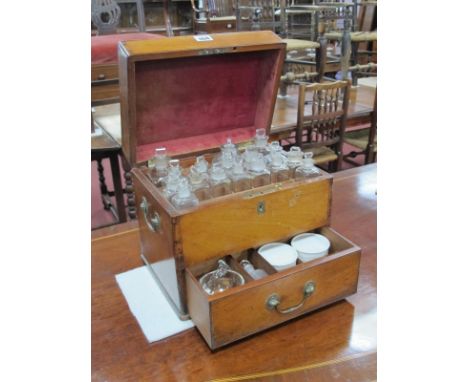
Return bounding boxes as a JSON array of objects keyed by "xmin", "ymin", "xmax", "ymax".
[{"xmin": 118, "ymin": 31, "xmax": 286, "ymax": 166}]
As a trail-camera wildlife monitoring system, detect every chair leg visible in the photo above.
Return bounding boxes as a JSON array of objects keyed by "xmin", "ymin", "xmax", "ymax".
[
  {"xmin": 122, "ymin": 156, "xmax": 137, "ymax": 220},
  {"xmin": 97, "ymin": 159, "xmax": 111, "ymax": 210},
  {"xmin": 109, "ymin": 152, "xmax": 127, "ymax": 224},
  {"xmin": 351, "ymin": 42, "xmax": 358, "ymax": 86}
]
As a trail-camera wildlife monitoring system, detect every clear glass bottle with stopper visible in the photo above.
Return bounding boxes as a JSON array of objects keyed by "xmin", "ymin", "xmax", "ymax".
[
  {"xmin": 221, "ymin": 151, "xmax": 235, "ymax": 177},
  {"xmin": 240, "ymin": 259, "xmax": 268, "ymax": 280},
  {"xmin": 254, "ymin": 128, "xmax": 269, "ymax": 154},
  {"xmin": 221, "ymin": 137, "xmax": 238, "ymax": 159},
  {"xmin": 270, "ymin": 150, "xmax": 290, "ymax": 183},
  {"xmin": 230, "ymin": 158, "xmax": 252, "ymax": 192},
  {"xmin": 188, "ymin": 166, "xmax": 211, "ymax": 201},
  {"xmin": 163, "ymin": 159, "xmax": 182, "ymax": 198},
  {"xmin": 249, "ymin": 153, "xmax": 271, "ymax": 188},
  {"xmin": 193, "ymin": 155, "xmax": 210, "ymax": 181},
  {"xmin": 209, "ymin": 163, "xmax": 232, "ymax": 197},
  {"xmin": 149, "ymin": 147, "xmax": 169, "ymax": 187},
  {"xmin": 171, "ymin": 177, "xmax": 199, "ymax": 209},
  {"xmin": 286, "ymin": 146, "xmax": 303, "ymax": 178},
  {"xmin": 265, "ymin": 141, "xmax": 286, "ymax": 166},
  {"xmin": 294, "ymin": 152, "xmax": 321, "ymax": 179}
]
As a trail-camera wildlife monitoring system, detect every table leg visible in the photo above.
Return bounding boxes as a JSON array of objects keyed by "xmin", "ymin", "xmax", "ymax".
[
  {"xmin": 122, "ymin": 156, "xmax": 137, "ymax": 220},
  {"xmin": 97, "ymin": 158, "xmax": 111, "ymax": 210}
]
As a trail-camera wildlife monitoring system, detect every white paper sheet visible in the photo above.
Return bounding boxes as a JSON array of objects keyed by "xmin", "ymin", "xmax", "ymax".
[{"xmin": 115, "ymin": 265, "xmax": 194, "ymax": 343}]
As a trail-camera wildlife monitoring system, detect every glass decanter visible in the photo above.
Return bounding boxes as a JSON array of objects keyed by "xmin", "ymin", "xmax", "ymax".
[
  {"xmin": 230, "ymin": 158, "xmax": 252, "ymax": 192},
  {"xmin": 249, "ymin": 153, "xmax": 271, "ymax": 188},
  {"xmin": 188, "ymin": 166, "xmax": 211, "ymax": 201},
  {"xmin": 199, "ymin": 259, "xmax": 245, "ymax": 295},
  {"xmin": 209, "ymin": 163, "xmax": 232, "ymax": 197},
  {"xmin": 149, "ymin": 147, "xmax": 169, "ymax": 187},
  {"xmin": 240, "ymin": 259, "xmax": 268, "ymax": 280},
  {"xmin": 269, "ymin": 150, "xmax": 290, "ymax": 183},
  {"xmin": 286, "ymin": 146, "xmax": 303, "ymax": 178},
  {"xmin": 294, "ymin": 152, "xmax": 321, "ymax": 179}
]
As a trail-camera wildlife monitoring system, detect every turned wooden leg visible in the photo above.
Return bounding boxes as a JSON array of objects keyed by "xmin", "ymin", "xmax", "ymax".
[
  {"xmin": 122, "ymin": 156, "xmax": 137, "ymax": 220},
  {"xmin": 351, "ymin": 42, "xmax": 358, "ymax": 86},
  {"xmin": 109, "ymin": 152, "xmax": 127, "ymax": 223},
  {"xmin": 97, "ymin": 158, "xmax": 111, "ymax": 210}
]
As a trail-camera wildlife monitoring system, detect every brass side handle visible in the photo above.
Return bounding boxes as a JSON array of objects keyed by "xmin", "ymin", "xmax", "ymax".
[
  {"xmin": 140, "ymin": 196, "xmax": 161, "ymax": 233},
  {"xmin": 266, "ymin": 281, "xmax": 315, "ymax": 314}
]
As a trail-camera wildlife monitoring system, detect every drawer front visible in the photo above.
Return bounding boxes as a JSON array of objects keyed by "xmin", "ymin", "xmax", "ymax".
[
  {"xmin": 180, "ymin": 176, "xmax": 332, "ymax": 267},
  {"xmin": 210, "ymin": 249, "xmax": 360, "ymax": 348},
  {"xmin": 209, "ymin": 20, "xmax": 236, "ymax": 33},
  {"xmin": 91, "ymin": 63, "xmax": 119, "ymax": 82}
]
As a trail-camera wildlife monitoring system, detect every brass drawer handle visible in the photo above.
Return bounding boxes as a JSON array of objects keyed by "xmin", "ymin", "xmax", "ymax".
[
  {"xmin": 140, "ymin": 196, "xmax": 161, "ymax": 233},
  {"xmin": 266, "ymin": 281, "xmax": 315, "ymax": 314},
  {"xmin": 98, "ymin": 73, "xmax": 106, "ymax": 80}
]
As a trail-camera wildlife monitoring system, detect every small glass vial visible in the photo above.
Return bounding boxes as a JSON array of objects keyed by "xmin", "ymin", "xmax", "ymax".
[
  {"xmin": 254, "ymin": 128, "xmax": 269, "ymax": 154},
  {"xmin": 270, "ymin": 150, "xmax": 290, "ymax": 183},
  {"xmin": 295, "ymin": 152, "xmax": 321, "ymax": 179},
  {"xmin": 240, "ymin": 259, "xmax": 268, "ymax": 280},
  {"xmin": 230, "ymin": 158, "xmax": 252, "ymax": 192},
  {"xmin": 241, "ymin": 144, "xmax": 258, "ymax": 172},
  {"xmin": 249, "ymin": 153, "xmax": 271, "ymax": 188},
  {"xmin": 286, "ymin": 146, "xmax": 303, "ymax": 178},
  {"xmin": 221, "ymin": 151, "xmax": 235, "ymax": 176},
  {"xmin": 209, "ymin": 163, "xmax": 232, "ymax": 197},
  {"xmin": 188, "ymin": 166, "xmax": 211, "ymax": 201},
  {"xmin": 149, "ymin": 147, "xmax": 169, "ymax": 187},
  {"xmin": 163, "ymin": 159, "xmax": 182, "ymax": 198},
  {"xmin": 171, "ymin": 177, "xmax": 199, "ymax": 209},
  {"xmin": 193, "ymin": 155, "xmax": 210, "ymax": 180},
  {"xmin": 221, "ymin": 137, "xmax": 238, "ymax": 159}
]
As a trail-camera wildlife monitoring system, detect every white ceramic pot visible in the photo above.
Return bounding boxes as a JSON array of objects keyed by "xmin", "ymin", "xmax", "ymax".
[
  {"xmin": 291, "ymin": 233, "xmax": 330, "ymax": 262},
  {"xmin": 258, "ymin": 242, "xmax": 298, "ymax": 271}
]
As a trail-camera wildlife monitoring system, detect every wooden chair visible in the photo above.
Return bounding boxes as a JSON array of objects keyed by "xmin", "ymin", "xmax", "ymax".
[
  {"xmin": 190, "ymin": 0, "xmax": 237, "ymax": 33},
  {"xmin": 344, "ymin": 88, "xmax": 376, "ymax": 165},
  {"xmin": 292, "ymin": 80, "xmax": 350, "ymax": 172}
]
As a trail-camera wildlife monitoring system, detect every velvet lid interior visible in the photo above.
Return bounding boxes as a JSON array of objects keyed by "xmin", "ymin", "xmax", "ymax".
[{"xmin": 134, "ymin": 50, "xmax": 281, "ymax": 162}]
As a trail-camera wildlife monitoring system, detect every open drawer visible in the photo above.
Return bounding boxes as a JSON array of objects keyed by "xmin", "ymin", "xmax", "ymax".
[{"xmin": 185, "ymin": 226, "xmax": 361, "ymax": 350}]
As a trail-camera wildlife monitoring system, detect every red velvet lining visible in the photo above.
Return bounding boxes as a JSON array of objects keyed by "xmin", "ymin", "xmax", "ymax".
[
  {"xmin": 91, "ymin": 33, "xmax": 165, "ymax": 64},
  {"xmin": 136, "ymin": 127, "xmax": 254, "ymax": 162},
  {"xmin": 134, "ymin": 50, "xmax": 281, "ymax": 162}
]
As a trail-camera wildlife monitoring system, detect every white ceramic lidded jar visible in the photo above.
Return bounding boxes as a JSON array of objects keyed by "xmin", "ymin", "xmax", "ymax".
[
  {"xmin": 291, "ymin": 233, "xmax": 330, "ymax": 262},
  {"xmin": 258, "ymin": 242, "xmax": 298, "ymax": 271}
]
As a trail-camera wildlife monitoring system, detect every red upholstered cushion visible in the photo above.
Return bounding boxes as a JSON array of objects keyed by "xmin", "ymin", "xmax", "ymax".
[{"xmin": 91, "ymin": 33, "xmax": 165, "ymax": 64}]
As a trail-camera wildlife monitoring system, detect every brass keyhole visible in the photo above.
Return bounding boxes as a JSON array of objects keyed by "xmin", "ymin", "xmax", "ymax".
[{"xmin": 257, "ymin": 201, "xmax": 265, "ymax": 214}]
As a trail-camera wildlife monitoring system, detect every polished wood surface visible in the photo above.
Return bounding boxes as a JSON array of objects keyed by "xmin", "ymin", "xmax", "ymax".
[
  {"xmin": 186, "ymin": 227, "xmax": 360, "ymax": 349},
  {"xmin": 92, "ymin": 164, "xmax": 376, "ymax": 381}
]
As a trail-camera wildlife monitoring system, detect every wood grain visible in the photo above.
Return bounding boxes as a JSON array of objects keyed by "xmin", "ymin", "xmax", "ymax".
[
  {"xmin": 186, "ymin": 227, "xmax": 361, "ymax": 349},
  {"xmin": 91, "ymin": 164, "xmax": 377, "ymax": 382}
]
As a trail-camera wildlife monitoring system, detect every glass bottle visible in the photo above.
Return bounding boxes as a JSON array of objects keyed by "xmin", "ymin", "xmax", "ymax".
[
  {"xmin": 171, "ymin": 177, "xmax": 199, "ymax": 209},
  {"xmin": 270, "ymin": 150, "xmax": 290, "ymax": 183},
  {"xmin": 249, "ymin": 153, "xmax": 271, "ymax": 188},
  {"xmin": 193, "ymin": 155, "xmax": 210, "ymax": 180},
  {"xmin": 163, "ymin": 159, "xmax": 182, "ymax": 198},
  {"xmin": 242, "ymin": 144, "xmax": 258, "ymax": 172},
  {"xmin": 149, "ymin": 147, "xmax": 169, "ymax": 187},
  {"xmin": 230, "ymin": 158, "xmax": 252, "ymax": 192},
  {"xmin": 221, "ymin": 151, "xmax": 235, "ymax": 177},
  {"xmin": 209, "ymin": 163, "xmax": 232, "ymax": 197},
  {"xmin": 286, "ymin": 146, "xmax": 303, "ymax": 178},
  {"xmin": 221, "ymin": 137, "xmax": 238, "ymax": 159},
  {"xmin": 199, "ymin": 259, "xmax": 245, "ymax": 295},
  {"xmin": 188, "ymin": 166, "xmax": 211, "ymax": 201},
  {"xmin": 240, "ymin": 259, "xmax": 268, "ymax": 280},
  {"xmin": 254, "ymin": 128, "xmax": 269, "ymax": 154},
  {"xmin": 265, "ymin": 141, "xmax": 286, "ymax": 166},
  {"xmin": 295, "ymin": 152, "xmax": 321, "ymax": 179}
]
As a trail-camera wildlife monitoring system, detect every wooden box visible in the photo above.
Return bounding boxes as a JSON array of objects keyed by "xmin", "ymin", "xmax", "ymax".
[{"xmin": 120, "ymin": 31, "xmax": 361, "ymax": 349}]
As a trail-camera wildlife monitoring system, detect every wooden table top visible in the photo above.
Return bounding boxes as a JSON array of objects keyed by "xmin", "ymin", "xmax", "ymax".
[{"xmin": 92, "ymin": 164, "xmax": 377, "ymax": 381}]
